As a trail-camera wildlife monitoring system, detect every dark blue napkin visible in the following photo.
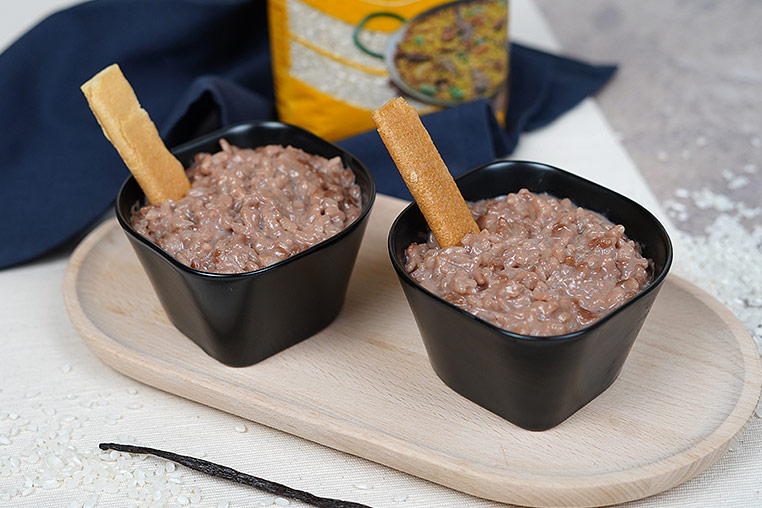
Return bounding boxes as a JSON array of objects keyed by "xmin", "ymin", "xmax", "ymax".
[{"xmin": 0, "ymin": 0, "xmax": 615, "ymax": 269}]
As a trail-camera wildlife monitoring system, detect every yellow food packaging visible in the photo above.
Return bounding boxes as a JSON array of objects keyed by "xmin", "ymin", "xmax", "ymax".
[{"xmin": 268, "ymin": 0, "xmax": 509, "ymax": 141}]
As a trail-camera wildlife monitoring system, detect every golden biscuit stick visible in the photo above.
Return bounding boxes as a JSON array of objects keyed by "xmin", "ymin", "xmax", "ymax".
[
  {"xmin": 81, "ymin": 64, "xmax": 189, "ymax": 204},
  {"xmin": 372, "ymin": 97, "xmax": 479, "ymax": 248}
]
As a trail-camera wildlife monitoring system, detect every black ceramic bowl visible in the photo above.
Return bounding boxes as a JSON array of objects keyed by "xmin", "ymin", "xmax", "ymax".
[
  {"xmin": 116, "ymin": 121, "xmax": 376, "ymax": 367},
  {"xmin": 388, "ymin": 160, "xmax": 672, "ymax": 430}
]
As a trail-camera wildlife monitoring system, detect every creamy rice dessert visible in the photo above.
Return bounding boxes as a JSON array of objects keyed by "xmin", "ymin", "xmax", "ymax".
[
  {"xmin": 131, "ymin": 140, "xmax": 362, "ymax": 274},
  {"xmin": 404, "ymin": 189, "xmax": 651, "ymax": 335}
]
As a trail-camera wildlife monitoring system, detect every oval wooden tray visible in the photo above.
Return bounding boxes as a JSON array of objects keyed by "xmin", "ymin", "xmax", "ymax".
[{"xmin": 63, "ymin": 195, "xmax": 761, "ymax": 508}]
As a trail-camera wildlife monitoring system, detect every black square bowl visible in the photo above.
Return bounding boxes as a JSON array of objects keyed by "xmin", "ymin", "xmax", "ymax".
[
  {"xmin": 388, "ymin": 160, "xmax": 672, "ymax": 430},
  {"xmin": 116, "ymin": 121, "xmax": 376, "ymax": 367}
]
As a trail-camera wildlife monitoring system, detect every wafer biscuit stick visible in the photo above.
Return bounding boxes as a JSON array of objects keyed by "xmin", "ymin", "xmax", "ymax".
[
  {"xmin": 372, "ymin": 97, "xmax": 479, "ymax": 248},
  {"xmin": 81, "ymin": 64, "xmax": 190, "ymax": 204}
]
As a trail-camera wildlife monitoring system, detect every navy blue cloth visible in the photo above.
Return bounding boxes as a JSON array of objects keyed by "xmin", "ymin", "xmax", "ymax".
[{"xmin": 0, "ymin": 0, "xmax": 616, "ymax": 269}]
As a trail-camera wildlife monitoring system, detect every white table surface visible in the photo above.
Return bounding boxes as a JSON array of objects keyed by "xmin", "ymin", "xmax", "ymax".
[{"xmin": 1, "ymin": 1, "xmax": 760, "ymax": 507}]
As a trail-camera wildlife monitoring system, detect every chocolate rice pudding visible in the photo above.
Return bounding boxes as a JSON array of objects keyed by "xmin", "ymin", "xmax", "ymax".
[
  {"xmin": 404, "ymin": 189, "xmax": 651, "ymax": 336},
  {"xmin": 131, "ymin": 140, "xmax": 362, "ymax": 274}
]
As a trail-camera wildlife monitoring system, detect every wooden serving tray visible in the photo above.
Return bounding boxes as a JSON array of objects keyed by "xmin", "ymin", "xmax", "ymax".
[{"xmin": 64, "ymin": 195, "xmax": 762, "ymax": 508}]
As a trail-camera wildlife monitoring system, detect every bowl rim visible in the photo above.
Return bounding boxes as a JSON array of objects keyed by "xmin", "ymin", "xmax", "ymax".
[
  {"xmin": 387, "ymin": 159, "xmax": 674, "ymax": 342},
  {"xmin": 115, "ymin": 120, "xmax": 377, "ymax": 279}
]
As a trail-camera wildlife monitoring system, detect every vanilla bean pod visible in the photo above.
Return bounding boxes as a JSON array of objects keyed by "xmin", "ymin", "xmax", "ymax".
[{"xmin": 99, "ymin": 443, "xmax": 373, "ymax": 508}]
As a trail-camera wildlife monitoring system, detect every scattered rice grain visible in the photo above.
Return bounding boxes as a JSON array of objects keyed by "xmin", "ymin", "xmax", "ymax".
[
  {"xmin": 83, "ymin": 493, "xmax": 98, "ymax": 508},
  {"xmin": 691, "ymin": 188, "xmax": 735, "ymax": 212},
  {"xmin": 727, "ymin": 175, "xmax": 750, "ymax": 190}
]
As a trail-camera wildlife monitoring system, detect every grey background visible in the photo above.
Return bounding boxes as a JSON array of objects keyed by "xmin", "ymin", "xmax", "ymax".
[{"xmin": 536, "ymin": 0, "xmax": 762, "ymax": 234}]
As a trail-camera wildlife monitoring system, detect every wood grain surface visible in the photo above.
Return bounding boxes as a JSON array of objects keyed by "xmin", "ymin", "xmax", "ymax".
[{"xmin": 63, "ymin": 195, "xmax": 762, "ymax": 508}]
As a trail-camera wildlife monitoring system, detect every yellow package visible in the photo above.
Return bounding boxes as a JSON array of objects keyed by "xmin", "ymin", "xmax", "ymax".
[{"xmin": 268, "ymin": 0, "xmax": 509, "ymax": 141}]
